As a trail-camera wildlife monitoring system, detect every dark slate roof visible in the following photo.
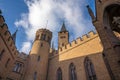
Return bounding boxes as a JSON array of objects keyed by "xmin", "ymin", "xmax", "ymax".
[
  {"xmin": 12, "ymin": 29, "xmax": 18, "ymax": 44},
  {"xmin": 60, "ymin": 22, "xmax": 67, "ymax": 32}
]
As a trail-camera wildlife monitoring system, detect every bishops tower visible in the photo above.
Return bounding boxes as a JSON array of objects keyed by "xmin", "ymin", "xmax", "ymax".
[{"xmin": 58, "ymin": 23, "xmax": 69, "ymax": 48}]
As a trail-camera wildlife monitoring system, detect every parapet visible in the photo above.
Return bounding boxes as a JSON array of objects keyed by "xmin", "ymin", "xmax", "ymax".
[{"xmin": 36, "ymin": 28, "xmax": 52, "ymax": 34}]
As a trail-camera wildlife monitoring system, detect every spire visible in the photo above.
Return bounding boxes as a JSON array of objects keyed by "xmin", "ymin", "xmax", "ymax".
[
  {"xmin": 60, "ymin": 22, "xmax": 67, "ymax": 32},
  {"xmin": 12, "ymin": 29, "xmax": 18, "ymax": 44}
]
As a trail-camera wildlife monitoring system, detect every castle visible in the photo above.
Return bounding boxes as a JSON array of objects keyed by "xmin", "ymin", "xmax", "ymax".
[{"xmin": 0, "ymin": 0, "xmax": 120, "ymax": 80}]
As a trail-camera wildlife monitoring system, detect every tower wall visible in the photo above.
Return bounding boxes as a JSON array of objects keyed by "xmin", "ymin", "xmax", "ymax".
[
  {"xmin": 58, "ymin": 31, "xmax": 69, "ymax": 48},
  {"xmin": 92, "ymin": 0, "xmax": 120, "ymax": 79},
  {"xmin": 24, "ymin": 29, "xmax": 52, "ymax": 80}
]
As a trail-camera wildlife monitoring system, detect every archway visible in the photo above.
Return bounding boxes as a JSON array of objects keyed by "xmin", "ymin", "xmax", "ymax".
[
  {"xmin": 102, "ymin": 4, "xmax": 120, "ymax": 79},
  {"xmin": 103, "ymin": 4, "xmax": 120, "ymax": 42}
]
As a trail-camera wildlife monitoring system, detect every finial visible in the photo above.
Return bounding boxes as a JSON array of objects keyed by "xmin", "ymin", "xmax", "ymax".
[{"xmin": 86, "ymin": 5, "xmax": 96, "ymax": 22}]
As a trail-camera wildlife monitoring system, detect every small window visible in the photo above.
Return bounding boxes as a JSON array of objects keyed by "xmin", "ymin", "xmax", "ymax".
[
  {"xmin": 62, "ymin": 43, "xmax": 64, "ymax": 46},
  {"xmin": 56, "ymin": 68, "xmax": 62, "ymax": 80},
  {"xmin": 43, "ymin": 34, "xmax": 46, "ymax": 40},
  {"xmin": 84, "ymin": 57, "xmax": 97, "ymax": 80},
  {"xmin": 47, "ymin": 36, "xmax": 51, "ymax": 44},
  {"xmin": 0, "ymin": 49, "xmax": 5, "ymax": 60},
  {"xmin": 41, "ymin": 43, "xmax": 43, "ymax": 47},
  {"xmin": 60, "ymin": 36, "xmax": 66, "ymax": 39},
  {"xmin": 35, "ymin": 35, "xmax": 39, "ymax": 40},
  {"xmin": 38, "ymin": 56, "xmax": 40, "ymax": 61},
  {"xmin": 69, "ymin": 63, "xmax": 77, "ymax": 80},
  {"xmin": 41, "ymin": 34, "xmax": 46, "ymax": 40},
  {"xmin": 5, "ymin": 58, "xmax": 10, "ymax": 68}
]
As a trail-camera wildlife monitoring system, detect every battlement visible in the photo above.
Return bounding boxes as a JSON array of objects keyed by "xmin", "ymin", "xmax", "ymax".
[
  {"xmin": 59, "ymin": 31, "xmax": 68, "ymax": 34},
  {"xmin": 36, "ymin": 28, "xmax": 52, "ymax": 34},
  {"xmin": 58, "ymin": 31, "xmax": 98, "ymax": 53}
]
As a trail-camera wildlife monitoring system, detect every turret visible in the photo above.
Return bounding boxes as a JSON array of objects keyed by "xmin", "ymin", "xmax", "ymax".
[
  {"xmin": 0, "ymin": 9, "xmax": 5, "ymax": 26},
  {"xmin": 58, "ymin": 22, "xmax": 69, "ymax": 48},
  {"xmin": 25, "ymin": 29, "xmax": 52, "ymax": 80}
]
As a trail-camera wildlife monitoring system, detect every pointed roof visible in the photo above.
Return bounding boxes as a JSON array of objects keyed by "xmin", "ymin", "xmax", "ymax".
[
  {"xmin": 60, "ymin": 22, "xmax": 67, "ymax": 32},
  {"xmin": 12, "ymin": 29, "xmax": 18, "ymax": 44}
]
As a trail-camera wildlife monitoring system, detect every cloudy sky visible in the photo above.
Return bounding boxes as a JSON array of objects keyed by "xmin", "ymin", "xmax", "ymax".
[{"xmin": 0, "ymin": 0, "xmax": 96, "ymax": 54}]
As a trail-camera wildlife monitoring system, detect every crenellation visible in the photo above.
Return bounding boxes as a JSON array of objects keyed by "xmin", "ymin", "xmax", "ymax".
[
  {"xmin": 71, "ymin": 40, "xmax": 77, "ymax": 47},
  {"xmin": 66, "ymin": 43, "xmax": 71, "ymax": 49},
  {"xmin": 88, "ymin": 31, "xmax": 96, "ymax": 37},
  {"xmin": 57, "ymin": 31, "xmax": 98, "ymax": 53},
  {"xmin": 76, "ymin": 37, "xmax": 83, "ymax": 44},
  {"xmin": 82, "ymin": 34, "xmax": 89, "ymax": 40}
]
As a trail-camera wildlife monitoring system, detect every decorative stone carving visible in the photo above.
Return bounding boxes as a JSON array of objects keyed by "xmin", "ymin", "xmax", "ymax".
[{"xmin": 112, "ymin": 17, "xmax": 120, "ymax": 28}]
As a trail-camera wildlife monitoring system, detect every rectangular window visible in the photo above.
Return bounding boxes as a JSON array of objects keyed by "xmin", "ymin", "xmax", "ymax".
[
  {"xmin": 0, "ymin": 49, "xmax": 5, "ymax": 60},
  {"xmin": 5, "ymin": 58, "xmax": 10, "ymax": 68}
]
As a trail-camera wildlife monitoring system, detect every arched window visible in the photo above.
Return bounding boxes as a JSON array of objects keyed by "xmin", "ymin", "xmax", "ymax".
[
  {"xmin": 56, "ymin": 67, "xmax": 62, "ymax": 80},
  {"xmin": 37, "ymin": 56, "xmax": 40, "ymax": 61},
  {"xmin": 34, "ymin": 72, "xmax": 37, "ymax": 80},
  {"xmin": 102, "ymin": 53, "xmax": 115, "ymax": 80},
  {"xmin": 69, "ymin": 63, "xmax": 77, "ymax": 80},
  {"xmin": 84, "ymin": 57, "xmax": 97, "ymax": 80}
]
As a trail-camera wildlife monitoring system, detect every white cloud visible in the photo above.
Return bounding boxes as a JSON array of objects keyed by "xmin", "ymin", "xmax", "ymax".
[
  {"xmin": 15, "ymin": 0, "xmax": 95, "ymax": 53},
  {"xmin": 20, "ymin": 41, "xmax": 31, "ymax": 53}
]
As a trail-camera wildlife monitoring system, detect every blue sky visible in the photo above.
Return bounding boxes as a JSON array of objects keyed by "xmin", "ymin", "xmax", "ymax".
[{"xmin": 0, "ymin": 0, "xmax": 96, "ymax": 54}]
